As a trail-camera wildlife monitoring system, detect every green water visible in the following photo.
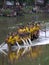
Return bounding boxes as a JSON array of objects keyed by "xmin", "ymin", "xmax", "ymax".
[{"xmin": 0, "ymin": 10, "xmax": 49, "ymax": 65}]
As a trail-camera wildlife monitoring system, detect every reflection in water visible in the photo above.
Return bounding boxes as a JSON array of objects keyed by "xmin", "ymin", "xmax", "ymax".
[
  {"xmin": 8, "ymin": 46, "xmax": 42, "ymax": 65},
  {"xmin": 3, "ymin": 45, "xmax": 48, "ymax": 65}
]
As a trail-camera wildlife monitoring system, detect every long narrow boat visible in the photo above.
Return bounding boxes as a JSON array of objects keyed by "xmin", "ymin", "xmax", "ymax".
[{"xmin": 0, "ymin": 30, "xmax": 49, "ymax": 56}]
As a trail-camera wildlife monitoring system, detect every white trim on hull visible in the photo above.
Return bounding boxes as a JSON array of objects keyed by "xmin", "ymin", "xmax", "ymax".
[{"xmin": 0, "ymin": 30, "xmax": 49, "ymax": 55}]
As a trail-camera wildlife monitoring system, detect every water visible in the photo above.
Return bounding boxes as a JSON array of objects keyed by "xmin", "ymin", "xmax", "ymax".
[
  {"xmin": 0, "ymin": 17, "xmax": 26, "ymax": 43},
  {"xmin": 0, "ymin": 17, "xmax": 49, "ymax": 65}
]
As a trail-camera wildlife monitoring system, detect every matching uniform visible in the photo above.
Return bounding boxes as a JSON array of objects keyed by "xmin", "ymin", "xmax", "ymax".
[
  {"xmin": 5, "ymin": 23, "xmax": 40, "ymax": 62},
  {"xmin": 6, "ymin": 23, "xmax": 40, "ymax": 50}
]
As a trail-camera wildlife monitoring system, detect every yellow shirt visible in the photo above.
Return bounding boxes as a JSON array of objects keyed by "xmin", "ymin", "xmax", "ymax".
[
  {"xmin": 11, "ymin": 37, "xmax": 15, "ymax": 44},
  {"xmin": 25, "ymin": 27, "xmax": 30, "ymax": 32},
  {"xmin": 30, "ymin": 27, "xmax": 33, "ymax": 33},
  {"xmin": 33, "ymin": 26, "xmax": 40, "ymax": 32},
  {"xmin": 8, "ymin": 36, "xmax": 15, "ymax": 44},
  {"xmin": 14, "ymin": 35, "xmax": 21, "ymax": 42},
  {"xmin": 8, "ymin": 36, "xmax": 12, "ymax": 43},
  {"xmin": 22, "ymin": 28, "xmax": 26, "ymax": 32},
  {"xmin": 18, "ymin": 29, "xmax": 23, "ymax": 33}
]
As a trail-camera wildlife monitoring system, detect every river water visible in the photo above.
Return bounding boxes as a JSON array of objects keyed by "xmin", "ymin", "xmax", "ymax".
[{"xmin": 0, "ymin": 17, "xmax": 49, "ymax": 65}]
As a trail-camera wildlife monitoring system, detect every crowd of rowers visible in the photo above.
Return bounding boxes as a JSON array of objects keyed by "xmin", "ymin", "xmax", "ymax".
[
  {"xmin": 4, "ymin": 22, "xmax": 41, "ymax": 63},
  {"xmin": 5, "ymin": 22, "xmax": 40, "ymax": 47}
]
